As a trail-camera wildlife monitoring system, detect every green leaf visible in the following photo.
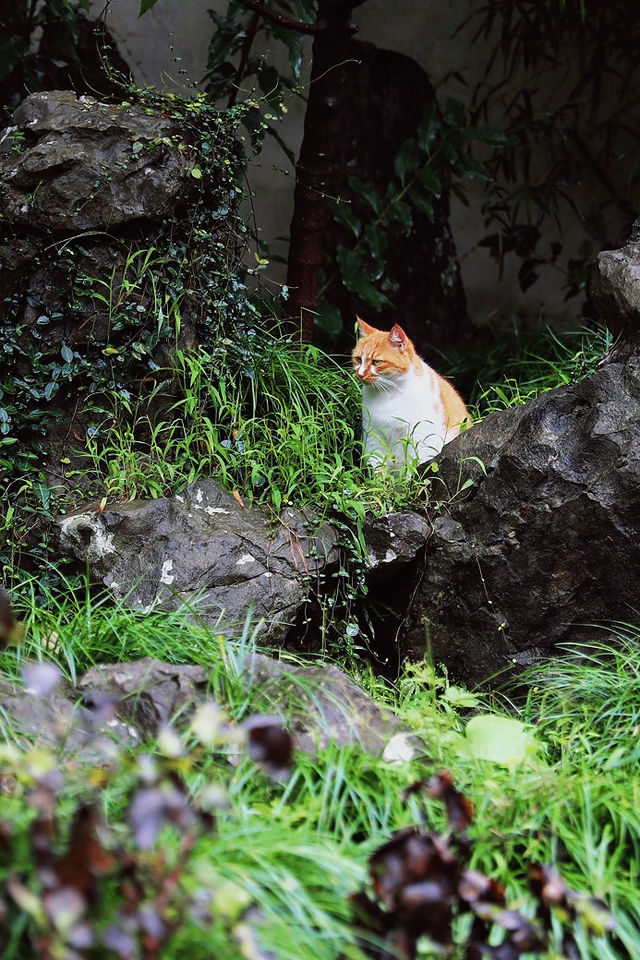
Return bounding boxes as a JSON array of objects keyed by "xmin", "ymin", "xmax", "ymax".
[
  {"xmin": 417, "ymin": 166, "xmax": 442, "ymax": 198},
  {"xmin": 272, "ymin": 26, "xmax": 304, "ymax": 80},
  {"xmin": 61, "ymin": 344, "xmax": 73, "ymax": 363},
  {"xmin": 416, "ymin": 107, "xmax": 442, "ymax": 153},
  {"xmin": 363, "ymin": 223, "xmax": 389, "ymax": 262},
  {"xmin": 337, "ymin": 247, "xmax": 393, "ymax": 309},
  {"xmin": 408, "ymin": 184, "xmax": 434, "ymax": 220},
  {"xmin": 138, "ymin": 0, "xmax": 159, "ymax": 16},
  {"xmin": 456, "ymin": 714, "xmax": 540, "ymax": 765},
  {"xmin": 337, "ymin": 246, "xmax": 364, "ymax": 291},
  {"xmin": 44, "ymin": 382, "xmax": 58, "ymax": 401},
  {"xmin": 444, "ymin": 97, "xmax": 466, "ymax": 127},
  {"xmin": 458, "ymin": 155, "xmax": 492, "ymax": 182},
  {"xmin": 332, "ymin": 201, "xmax": 361, "ymax": 238},
  {"xmin": 394, "ymin": 139, "xmax": 421, "ymax": 185},
  {"xmin": 293, "ymin": 0, "xmax": 316, "ymax": 23},
  {"xmin": 470, "ymin": 125, "xmax": 514, "ymax": 147},
  {"xmin": 389, "ymin": 198, "xmax": 412, "ymax": 236},
  {"xmin": 348, "ymin": 176, "xmax": 382, "ymax": 214},
  {"xmin": 443, "ymin": 686, "xmax": 481, "ymax": 708}
]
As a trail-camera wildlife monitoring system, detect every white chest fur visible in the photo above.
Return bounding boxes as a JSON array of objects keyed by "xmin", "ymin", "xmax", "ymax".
[{"xmin": 361, "ymin": 361, "xmax": 447, "ymax": 469}]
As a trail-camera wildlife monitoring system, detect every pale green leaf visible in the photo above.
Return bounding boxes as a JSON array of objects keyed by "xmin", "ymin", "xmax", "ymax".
[{"xmin": 457, "ymin": 714, "xmax": 539, "ymax": 765}]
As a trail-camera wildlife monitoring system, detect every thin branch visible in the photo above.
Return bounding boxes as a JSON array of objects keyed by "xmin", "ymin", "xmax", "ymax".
[{"xmin": 234, "ymin": 0, "xmax": 320, "ymax": 34}]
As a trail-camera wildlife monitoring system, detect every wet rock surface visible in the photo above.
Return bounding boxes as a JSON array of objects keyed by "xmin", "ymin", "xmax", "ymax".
[
  {"xmin": 0, "ymin": 90, "xmax": 195, "ymax": 232},
  {"xmin": 402, "ymin": 352, "xmax": 640, "ymax": 685},
  {"xmin": 590, "ymin": 220, "xmax": 640, "ymax": 345},
  {"xmin": 59, "ymin": 480, "xmax": 340, "ymax": 645}
]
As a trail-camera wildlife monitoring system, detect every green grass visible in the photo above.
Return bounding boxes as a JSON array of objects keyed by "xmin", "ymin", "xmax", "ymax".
[
  {"xmin": 0, "ymin": 589, "xmax": 637, "ymax": 958},
  {"xmin": 76, "ymin": 322, "xmax": 613, "ymax": 518},
  {"xmin": 70, "ymin": 327, "xmax": 437, "ymax": 540},
  {"xmin": 1, "ymin": 316, "xmax": 613, "ymax": 586},
  {"xmin": 447, "ymin": 321, "xmax": 613, "ymax": 417},
  {"xmin": 0, "ymin": 319, "xmax": 631, "ymax": 955}
]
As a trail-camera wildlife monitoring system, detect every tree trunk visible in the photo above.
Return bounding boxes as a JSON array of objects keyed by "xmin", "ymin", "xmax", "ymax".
[{"xmin": 285, "ymin": 0, "xmax": 364, "ymax": 342}]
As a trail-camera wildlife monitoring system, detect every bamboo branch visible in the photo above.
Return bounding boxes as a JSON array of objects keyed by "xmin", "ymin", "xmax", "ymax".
[{"xmin": 234, "ymin": 0, "xmax": 320, "ymax": 34}]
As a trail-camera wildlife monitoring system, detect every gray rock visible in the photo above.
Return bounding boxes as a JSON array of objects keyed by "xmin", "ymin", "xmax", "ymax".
[
  {"xmin": 78, "ymin": 659, "xmax": 210, "ymax": 737},
  {"xmin": 401, "ymin": 352, "xmax": 640, "ymax": 686},
  {"xmin": 77, "ymin": 654, "xmax": 404, "ymax": 757},
  {"xmin": 0, "ymin": 679, "xmax": 140, "ymax": 755},
  {"xmin": 243, "ymin": 654, "xmax": 403, "ymax": 755},
  {"xmin": 364, "ymin": 511, "xmax": 431, "ymax": 580},
  {"xmin": 590, "ymin": 235, "xmax": 640, "ymax": 343},
  {"xmin": 0, "ymin": 90, "xmax": 196, "ymax": 232},
  {"xmin": 58, "ymin": 480, "xmax": 339, "ymax": 644}
]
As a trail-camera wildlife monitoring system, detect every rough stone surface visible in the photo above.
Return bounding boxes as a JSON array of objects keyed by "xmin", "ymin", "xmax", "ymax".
[
  {"xmin": 0, "ymin": 90, "xmax": 195, "ymax": 232},
  {"xmin": 590, "ymin": 227, "xmax": 640, "ymax": 343},
  {"xmin": 401, "ymin": 352, "xmax": 640, "ymax": 686},
  {"xmin": 78, "ymin": 655, "xmax": 403, "ymax": 756},
  {"xmin": 78, "ymin": 660, "xmax": 209, "ymax": 737},
  {"xmin": 0, "ymin": 652, "xmax": 407, "ymax": 761},
  {"xmin": 58, "ymin": 480, "xmax": 339, "ymax": 645},
  {"xmin": 0, "ymin": 679, "xmax": 141, "ymax": 754},
  {"xmin": 364, "ymin": 511, "xmax": 431, "ymax": 580}
]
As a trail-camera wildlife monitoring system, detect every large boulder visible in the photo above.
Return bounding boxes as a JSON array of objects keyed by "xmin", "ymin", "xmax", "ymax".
[
  {"xmin": 58, "ymin": 480, "xmax": 339, "ymax": 645},
  {"xmin": 0, "ymin": 90, "xmax": 195, "ymax": 233},
  {"xmin": 400, "ymin": 351, "xmax": 640, "ymax": 686},
  {"xmin": 0, "ymin": 90, "xmax": 237, "ymax": 490}
]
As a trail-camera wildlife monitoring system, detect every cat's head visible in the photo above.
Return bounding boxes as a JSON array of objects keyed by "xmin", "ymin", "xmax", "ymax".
[{"xmin": 351, "ymin": 318, "xmax": 418, "ymax": 384}]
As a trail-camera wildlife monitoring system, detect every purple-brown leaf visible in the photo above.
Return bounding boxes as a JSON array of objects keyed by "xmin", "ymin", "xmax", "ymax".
[{"xmin": 243, "ymin": 714, "xmax": 293, "ymax": 780}]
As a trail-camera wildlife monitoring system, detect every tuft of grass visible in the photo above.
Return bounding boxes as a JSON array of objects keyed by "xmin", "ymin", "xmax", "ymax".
[
  {"xmin": 447, "ymin": 322, "xmax": 613, "ymax": 418},
  {"xmin": 80, "ymin": 328, "xmax": 431, "ymax": 520},
  {"xmin": 386, "ymin": 634, "xmax": 640, "ymax": 960},
  {"xmin": 81, "ymin": 322, "xmax": 613, "ymax": 518}
]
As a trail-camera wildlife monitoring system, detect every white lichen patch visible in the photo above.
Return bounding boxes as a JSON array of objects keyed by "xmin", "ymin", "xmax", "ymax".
[
  {"xmin": 159, "ymin": 559, "xmax": 174, "ymax": 585},
  {"xmin": 205, "ymin": 506, "xmax": 230, "ymax": 515},
  {"xmin": 59, "ymin": 514, "xmax": 115, "ymax": 559},
  {"xmin": 236, "ymin": 553, "xmax": 257, "ymax": 566},
  {"xmin": 367, "ymin": 546, "xmax": 399, "ymax": 569}
]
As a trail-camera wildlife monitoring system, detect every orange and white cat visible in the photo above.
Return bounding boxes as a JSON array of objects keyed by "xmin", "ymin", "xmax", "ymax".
[{"xmin": 352, "ymin": 318, "xmax": 468, "ymax": 470}]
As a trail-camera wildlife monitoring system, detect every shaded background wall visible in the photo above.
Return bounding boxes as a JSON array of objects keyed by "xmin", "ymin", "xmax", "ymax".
[{"xmin": 97, "ymin": 0, "xmax": 632, "ymax": 327}]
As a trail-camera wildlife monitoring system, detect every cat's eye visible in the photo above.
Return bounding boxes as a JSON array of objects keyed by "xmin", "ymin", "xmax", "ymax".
[
  {"xmin": 353, "ymin": 355, "xmax": 362, "ymax": 364},
  {"xmin": 371, "ymin": 359, "xmax": 381, "ymax": 366}
]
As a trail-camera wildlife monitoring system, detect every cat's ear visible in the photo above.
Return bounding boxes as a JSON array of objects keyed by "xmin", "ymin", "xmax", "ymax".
[
  {"xmin": 356, "ymin": 316, "xmax": 376, "ymax": 336},
  {"xmin": 389, "ymin": 324, "xmax": 407, "ymax": 351}
]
